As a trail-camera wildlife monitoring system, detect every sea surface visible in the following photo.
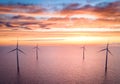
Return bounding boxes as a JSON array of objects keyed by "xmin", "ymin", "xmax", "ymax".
[{"xmin": 0, "ymin": 44, "xmax": 120, "ymax": 84}]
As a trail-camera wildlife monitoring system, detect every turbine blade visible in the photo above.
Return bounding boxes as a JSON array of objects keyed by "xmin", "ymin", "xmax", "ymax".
[
  {"xmin": 33, "ymin": 47, "xmax": 36, "ymax": 49},
  {"xmin": 80, "ymin": 47, "xmax": 83, "ymax": 49},
  {"xmin": 108, "ymin": 50, "xmax": 113, "ymax": 56},
  {"xmin": 33, "ymin": 47, "xmax": 39, "ymax": 50},
  {"xmin": 37, "ymin": 47, "xmax": 39, "ymax": 50},
  {"xmin": 81, "ymin": 46, "xmax": 84, "ymax": 48},
  {"xmin": 98, "ymin": 49, "xmax": 106, "ymax": 52},
  {"xmin": 18, "ymin": 49, "xmax": 25, "ymax": 54},
  {"xmin": 80, "ymin": 46, "xmax": 85, "ymax": 49},
  {"xmin": 8, "ymin": 49, "xmax": 16, "ymax": 53}
]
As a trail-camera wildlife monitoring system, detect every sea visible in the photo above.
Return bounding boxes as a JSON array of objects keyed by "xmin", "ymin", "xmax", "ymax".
[{"xmin": 0, "ymin": 44, "xmax": 120, "ymax": 84}]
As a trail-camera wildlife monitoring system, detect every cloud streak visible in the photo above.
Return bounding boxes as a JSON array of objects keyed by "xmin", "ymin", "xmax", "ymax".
[{"xmin": 0, "ymin": 1, "xmax": 119, "ymax": 31}]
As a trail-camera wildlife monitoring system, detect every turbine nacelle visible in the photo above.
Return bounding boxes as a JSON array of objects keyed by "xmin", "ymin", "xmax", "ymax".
[
  {"xmin": 8, "ymin": 48, "xmax": 25, "ymax": 55},
  {"xmin": 99, "ymin": 43, "xmax": 113, "ymax": 56}
]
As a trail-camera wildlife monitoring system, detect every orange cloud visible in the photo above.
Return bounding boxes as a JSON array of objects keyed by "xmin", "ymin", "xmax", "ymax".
[{"xmin": 0, "ymin": 1, "xmax": 120, "ymax": 31}]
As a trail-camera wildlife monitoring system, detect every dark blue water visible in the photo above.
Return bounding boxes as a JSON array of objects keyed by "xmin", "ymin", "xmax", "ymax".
[{"xmin": 0, "ymin": 44, "xmax": 120, "ymax": 84}]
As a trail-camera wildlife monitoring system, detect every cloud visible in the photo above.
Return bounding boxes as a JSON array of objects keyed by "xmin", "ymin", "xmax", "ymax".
[
  {"xmin": 94, "ymin": 1, "xmax": 120, "ymax": 16},
  {"xmin": 70, "ymin": 14, "xmax": 98, "ymax": 20},
  {"xmin": 0, "ymin": 5, "xmax": 45, "ymax": 13},
  {"xmin": 63, "ymin": 3, "xmax": 81, "ymax": 10},
  {"xmin": 11, "ymin": 15, "xmax": 35, "ymax": 20},
  {"xmin": 0, "ymin": 1, "xmax": 119, "ymax": 31}
]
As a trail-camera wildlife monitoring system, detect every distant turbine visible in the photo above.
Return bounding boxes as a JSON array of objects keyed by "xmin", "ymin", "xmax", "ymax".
[
  {"xmin": 33, "ymin": 44, "xmax": 40, "ymax": 61},
  {"xmin": 99, "ymin": 43, "xmax": 113, "ymax": 73},
  {"xmin": 8, "ymin": 40, "xmax": 25, "ymax": 75},
  {"xmin": 81, "ymin": 46, "xmax": 86, "ymax": 61}
]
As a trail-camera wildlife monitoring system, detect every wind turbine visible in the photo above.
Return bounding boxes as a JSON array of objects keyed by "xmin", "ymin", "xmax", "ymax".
[
  {"xmin": 81, "ymin": 46, "xmax": 86, "ymax": 61},
  {"xmin": 8, "ymin": 40, "xmax": 25, "ymax": 75},
  {"xmin": 33, "ymin": 44, "xmax": 40, "ymax": 61},
  {"xmin": 99, "ymin": 43, "xmax": 113, "ymax": 73}
]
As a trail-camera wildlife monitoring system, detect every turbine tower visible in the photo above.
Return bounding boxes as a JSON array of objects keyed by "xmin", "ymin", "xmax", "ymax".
[
  {"xmin": 99, "ymin": 43, "xmax": 113, "ymax": 73},
  {"xmin": 33, "ymin": 44, "xmax": 39, "ymax": 61},
  {"xmin": 8, "ymin": 40, "xmax": 25, "ymax": 75},
  {"xmin": 81, "ymin": 46, "xmax": 86, "ymax": 61}
]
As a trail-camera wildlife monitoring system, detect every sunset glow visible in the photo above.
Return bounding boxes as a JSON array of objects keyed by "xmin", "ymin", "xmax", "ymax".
[
  {"xmin": 0, "ymin": 30, "xmax": 120, "ymax": 45},
  {"xmin": 0, "ymin": 1, "xmax": 120, "ymax": 84},
  {"xmin": 0, "ymin": 0, "xmax": 119, "ymax": 45}
]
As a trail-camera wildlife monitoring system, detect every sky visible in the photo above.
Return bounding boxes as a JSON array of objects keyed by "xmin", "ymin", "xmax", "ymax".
[
  {"xmin": 0, "ymin": 0, "xmax": 118, "ymax": 5},
  {"xmin": 0, "ymin": 0, "xmax": 120, "ymax": 45}
]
